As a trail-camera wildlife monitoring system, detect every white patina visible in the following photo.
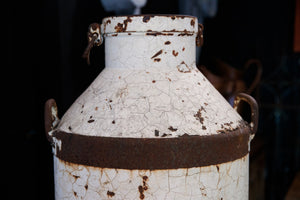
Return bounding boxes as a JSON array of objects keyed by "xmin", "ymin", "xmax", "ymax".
[{"xmin": 52, "ymin": 15, "xmax": 251, "ymax": 200}]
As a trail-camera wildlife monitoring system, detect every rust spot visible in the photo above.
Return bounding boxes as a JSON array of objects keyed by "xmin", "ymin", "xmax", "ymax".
[
  {"xmin": 85, "ymin": 184, "xmax": 88, "ymax": 190},
  {"xmin": 154, "ymin": 58, "xmax": 161, "ymax": 62},
  {"xmin": 112, "ymin": 120, "xmax": 115, "ymax": 124},
  {"xmin": 143, "ymin": 15, "xmax": 152, "ymax": 23},
  {"xmin": 177, "ymin": 61, "xmax": 191, "ymax": 73},
  {"xmin": 115, "ymin": 23, "xmax": 124, "ymax": 32},
  {"xmin": 143, "ymin": 176, "xmax": 148, "ymax": 181},
  {"xmin": 107, "ymin": 191, "xmax": 115, "ymax": 197},
  {"xmin": 161, "ymin": 133, "xmax": 172, "ymax": 137},
  {"xmin": 172, "ymin": 50, "xmax": 178, "ymax": 57},
  {"xmin": 197, "ymin": 82, "xmax": 201, "ymax": 85},
  {"xmin": 182, "ymin": 47, "xmax": 185, "ymax": 51},
  {"xmin": 171, "ymin": 16, "xmax": 176, "ymax": 20},
  {"xmin": 146, "ymin": 32, "xmax": 174, "ymax": 36},
  {"xmin": 194, "ymin": 108, "xmax": 205, "ymax": 124},
  {"xmin": 202, "ymin": 126, "xmax": 207, "ymax": 130},
  {"xmin": 138, "ymin": 186, "xmax": 145, "ymax": 199},
  {"xmin": 190, "ymin": 19, "xmax": 195, "ymax": 27},
  {"xmin": 88, "ymin": 119, "xmax": 95, "ymax": 123},
  {"xmin": 68, "ymin": 126, "xmax": 72, "ymax": 131},
  {"xmin": 167, "ymin": 77, "xmax": 172, "ymax": 82},
  {"xmin": 128, "ymin": 32, "xmax": 132, "ymax": 35},
  {"xmin": 109, "ymin": 99, "xmax": 113, "ymax": 103},
  {"xmin": 138, "ymin": 176, "xmax": 149, "ymax": 199},
  {"xmin": 111, "ymin": 33, "xmax": 118, "ymax": 36},
  {"xmin": 114, "ymin": 17, "xmax": 132, "ymax": 32},
  {"xmin": 164, "ymin": 41, "xmax": 171, "ymax": 45},
  {"xmin": 72, "ymin": 174, "xmax": 80, "ymax": 180},
  {"xmin": 95, "ymin": 106, "xmax": 98, "ymax": 111},
  {"xmin": 204, "ymin": 103, "xmax": 208, "ymax": 106},
  {"xmin": 178, "ymin": 30, "xmax": 193, "ymax": 36},
  {"xmin": 74, "ymin": 192, "xmax": 77, "ymax": 197},
  {"xmin": 216, "ymin": 165, "xmax": 220, "ymax": 172},
  {"xmin": 151, "ymin": 50, "xmax": 163, "ymax": 59},
  {"xmin": 152, "ymin": 80, "xmax": 156, "ymax": 83},
  {"xmin": 168, "ymin": 126, "xmax": 178, "ymax": 132},
  {"xmin": 106, "ymin": 20, "xmax": 111, "ymax": 25}
]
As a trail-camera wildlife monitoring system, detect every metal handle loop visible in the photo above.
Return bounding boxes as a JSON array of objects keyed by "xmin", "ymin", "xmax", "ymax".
[
  {"xmin": 233, "ymin": 93, "xmax": 259, "ymax": 139},
  {"xmin": 82, "ymin": 23, "xmax": 103, "ymax": 65}
]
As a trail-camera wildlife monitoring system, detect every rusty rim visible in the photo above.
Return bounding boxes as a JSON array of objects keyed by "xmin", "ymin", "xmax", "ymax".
[
  {"xmin": 46, "ymin": 98, "xmax": 252, "ymax": 169},
  {"xmin": 50, "ymin": 128, "xmax": 250, "ymax": 169}
]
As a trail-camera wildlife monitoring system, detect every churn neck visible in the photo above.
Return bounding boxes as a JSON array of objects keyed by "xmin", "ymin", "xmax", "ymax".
[
  {"xmin": 102, "ymin": 15, "xmax": 202, "ymax": 69},
  {"xmin": 83, "ymin": 15, "xmax": 203, "ymax": 68}
]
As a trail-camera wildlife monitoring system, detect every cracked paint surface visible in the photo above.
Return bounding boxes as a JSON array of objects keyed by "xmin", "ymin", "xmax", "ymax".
[
  {"xmin": 52, "ymin": 16, "xmax": 250, "ymax": 199},
  {"xmin": 54, "ymin": 155, "xmax": 249, "ymax": 200},
  {"xmin": 57, "ymin": 16, "xmax": 243, "ymax": 138}
]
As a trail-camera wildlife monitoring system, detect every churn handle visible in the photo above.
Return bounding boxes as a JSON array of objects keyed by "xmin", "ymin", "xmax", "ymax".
[
  {"xmin": 82, "ymin": 23, "xmax": 103, "ymax": 65},
  {"xmin": 44, "ymin": 99, "xmax": 60, "ymax": 144},
  {"xmin": 233, "ymin": 93, "xmax": 259, "ymax": 138}
]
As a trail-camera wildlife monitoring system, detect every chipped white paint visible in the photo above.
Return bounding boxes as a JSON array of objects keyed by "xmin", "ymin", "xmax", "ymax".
[
  {"xmin": 52, "ymin": 15, "xmax": 250, "ymax": 199},
  {"xmin": 57, "ymin": 16, "xmax": 243, "ymax": 138},
  {"xmin": 102, "ymin": 15, "xmax": 198, "ymax": 34},
  {"xmin": 54, "ymin": 155, "xmax": 249, "ymax": 200}
]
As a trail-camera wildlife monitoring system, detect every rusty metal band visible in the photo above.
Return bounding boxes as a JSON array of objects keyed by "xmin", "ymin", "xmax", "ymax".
[{"xmin": 52, "ymin": 129, "xmax": 250, "ymax": 170}]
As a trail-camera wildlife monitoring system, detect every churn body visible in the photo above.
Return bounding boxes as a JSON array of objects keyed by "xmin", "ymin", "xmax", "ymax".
[{"xmin": 45, "ymin": 15, "xmax": 258, "ymax": 199}]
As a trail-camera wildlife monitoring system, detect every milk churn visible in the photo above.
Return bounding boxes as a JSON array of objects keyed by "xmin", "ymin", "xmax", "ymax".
[{"xmin": 45, "ymin": 15, "xmax": 258, "ymax": 199}]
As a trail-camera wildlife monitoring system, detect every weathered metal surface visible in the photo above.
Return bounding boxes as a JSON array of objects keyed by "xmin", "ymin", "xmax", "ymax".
[
  {"xmin": 49, "ymin": 125, "xmax": 250, "ymax": 169},
  {"xmin": 83, "ymin": 15, "xmax": 204, "ymax": 64},
  {"xmin": 234, "ymin": 93, "xmax": 259, "ymax": 136},
  {"xmin": 46, "ymin": 15, "xmax": 258, "ymax": 200},
  {"xmin": 102, "ymin": 15, "xmax": 198, "ymax": 34},
  {"xmin": 53, "ymin": 155, "xmax": 249, "ymax": 199},
  {"xmin": 82, "ymin": 23, "xmax": 102, "ymax": 65}
]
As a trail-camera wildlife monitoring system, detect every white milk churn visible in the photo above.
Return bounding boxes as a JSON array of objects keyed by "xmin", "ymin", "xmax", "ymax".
[{"xmin": 45, "ymin": 15, "xmax": 258, "ymax": 199}]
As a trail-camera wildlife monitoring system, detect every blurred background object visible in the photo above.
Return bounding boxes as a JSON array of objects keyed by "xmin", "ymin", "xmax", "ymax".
[
  {"xmin": 101, "ymin": 0, "xmax": 147, "ymax": 15},
  {"xmin": 199, "ymin": 58, "xmax": 262, "ymax": 105}
]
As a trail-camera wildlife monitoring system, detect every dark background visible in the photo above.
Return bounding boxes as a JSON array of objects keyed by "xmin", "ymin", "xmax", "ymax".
[{"xmin": 9, "ymin": 0, "xmax": 299, "ymax": 199}]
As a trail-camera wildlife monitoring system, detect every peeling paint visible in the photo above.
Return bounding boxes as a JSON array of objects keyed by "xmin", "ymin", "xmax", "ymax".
[
  {"xmin": 53, "ymin": 155, "xmax": 249, "ymax": 199},
  {"xmin": 48, "ymin": 15, "xmax": 256, "ymax": 200}
]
